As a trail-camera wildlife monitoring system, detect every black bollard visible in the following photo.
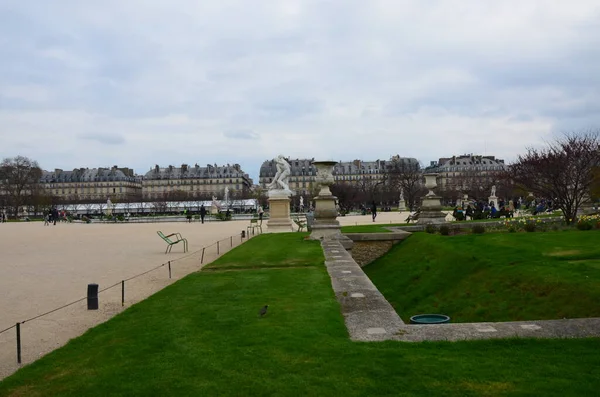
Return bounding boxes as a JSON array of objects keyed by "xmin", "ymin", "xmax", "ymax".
[
  {"xmin": 87, "ymin": 283, "xmax": 99, "ymax": 310},
  {"xmin": 241, "ymin": 230, "xmax": 246, "ymax": 239}
]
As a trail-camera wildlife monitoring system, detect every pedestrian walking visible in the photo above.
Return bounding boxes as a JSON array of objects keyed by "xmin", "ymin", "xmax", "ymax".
[
  {"xmin": 371, "ymin": 201, "xmax": 377, "ymax": 222},
  {"xmin": 200, "ymin": 205, "xmax": 207, "ymax": 224}
]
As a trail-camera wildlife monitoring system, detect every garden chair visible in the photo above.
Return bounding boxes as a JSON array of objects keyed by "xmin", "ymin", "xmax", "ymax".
[
  {"xmin": 247, "ymin": 218, "xmax": 263, "ymax": 236},
  {"xmin": 293, "ymin": 216, "xmax": 306, "ymax": 232},
  {"xmin": 157, "ymin": 231, "xmax": 188, "ymax": 254}
]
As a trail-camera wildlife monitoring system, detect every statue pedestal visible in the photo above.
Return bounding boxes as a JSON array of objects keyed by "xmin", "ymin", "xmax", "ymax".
[
  {"xmin": 488, "ymin": 196, "xmax": 498, "ymax": 208},
  {"xmin": 267, "ymin": 191, "xmax": 293, "ymax": 233},
  {"xmin": 309, "ymin": 194, "xmax": 353, "ymax": 249},
  {"xmin": 418, "ymin": 195, "xmax": 446, "ymax": 224},
  {"xmin": 398, "ymin": 200, "xmax": 406, "ymax": 211},
  {"xmin": 210, "ymin": 204, "xmax": 219, "ymax": 215}
]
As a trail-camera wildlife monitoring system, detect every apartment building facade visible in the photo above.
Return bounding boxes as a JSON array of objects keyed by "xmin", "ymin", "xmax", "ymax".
[{"xmin": 142, "ymin": 163, "xmax": 252, "ymax": 200}]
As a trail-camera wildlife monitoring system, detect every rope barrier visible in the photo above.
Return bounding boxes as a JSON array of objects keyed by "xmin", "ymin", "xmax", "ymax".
[
  {"xmin": 0, "ymin": 232, "xmax": 247, "ymax": 337},
  {"xmin": 0, "ymin": 324, "xmax": 16, "ymax": 336}
]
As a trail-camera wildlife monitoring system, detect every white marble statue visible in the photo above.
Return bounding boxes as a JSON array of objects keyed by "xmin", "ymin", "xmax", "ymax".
[
  {"xmin": 300, "ymin": 196, "xmax": 304, "ymax": 208},
  {"xmin": 399, "ymin": 190, "xmax": 404, "ymax": 201},
  {"xmin": 490, "ymin": 185, "xmax": 496, "ymax": 197},
  {"xmin": 224, "ymin": 187, "xmax": 229, "ymax": 203},
  {"xmin": 267, "ymin": 155, "xmax": 291, "ymax": 192}
]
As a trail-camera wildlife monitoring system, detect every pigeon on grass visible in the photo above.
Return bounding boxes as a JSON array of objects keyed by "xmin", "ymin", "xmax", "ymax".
[{"xmin": 259, "ymin": 305, "xmax": 268, "ymax": 318}]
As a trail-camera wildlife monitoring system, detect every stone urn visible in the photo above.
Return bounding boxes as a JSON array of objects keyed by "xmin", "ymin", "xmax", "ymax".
[
  {"xmin": 424, "ymin": 173, "xmax": 438, "ymax": 197},
  {"xmin": 313, "ymin": 161, "xmax": 337, "ymax": 196}
]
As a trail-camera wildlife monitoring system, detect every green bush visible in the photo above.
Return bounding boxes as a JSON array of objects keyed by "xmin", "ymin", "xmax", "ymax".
[
  {"xmin": 439, "ymin": 225, "xmax": 450, "ymax": 236},
  {"xmin": 472, "ymin": 225, "xmax": 485, "ymax": 234},
  {"xmin": 425, "ymin": 224, "xmax": 437, "ymax": 234},
  {"xmin": 524, "ymin": 222, "xmax": 537, "ymax": 232},
  {"xmin": 577, "ymin": 215, "xmax": 599, "ymax": 230}
]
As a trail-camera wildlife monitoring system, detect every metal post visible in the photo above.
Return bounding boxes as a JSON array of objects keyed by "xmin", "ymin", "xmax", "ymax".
[
  {"xmin": 16, "ymin": 323, "xmax": 21, "ymax": 364},
  {"xmin": 201, "ymin": 248, "xmax": 205, "ymax": 264},
  {"xmin": 87, "ymin": 283, "xmax": 99, "ymax": 310},
  {"xmin": 121, "ymin": 280, "xmax": 125, "ymax": 307},
  {"xmin": 230, "ymin": 236, "xmax": 233, "ymax": 247},
  {"xmin": 168, "ymin": 261, "xmax": 172, "ymax": 279},
  {"xmin": 217, "ymin": 241, "xmax": 220, "ymax": 255}
]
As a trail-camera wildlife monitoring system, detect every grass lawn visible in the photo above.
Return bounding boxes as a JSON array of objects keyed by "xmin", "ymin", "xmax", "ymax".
[
  {"xmin": 340, "ymin": 223, "xmax": 410, "ymax": 233},
  {"xmin": 204, "ymin": 233, "xmax": 323, "ymax": 270},
  {"xmin": 2, "ymin": 234, "xmax": 600, "ymax": 396},
  {"xmin": 364, "ymin": 230, "xmax": 600, "ymax": 323}
]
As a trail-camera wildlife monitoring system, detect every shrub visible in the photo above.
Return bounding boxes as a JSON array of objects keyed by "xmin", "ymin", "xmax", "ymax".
[
  {"xmin": 439, "ymin": 225, "xmax": 450, "ymax": 235},
  {"xmin": 524, "ymin": 222, "xmax": 537, "ymax": 232},
  {"xmin": 508, "ymin": 226, "xmax": 517, "ymax": 233},
  {"xmin": 577, "ymin": 214, "xmax": 599, "ymax": 230},
  {"xmin": 472, "ymin": 225, "xmax": 485, "ymax": 234},
  {"xmin": 425, "ymin": 224, "xmax": 437, "ymax": 234}
]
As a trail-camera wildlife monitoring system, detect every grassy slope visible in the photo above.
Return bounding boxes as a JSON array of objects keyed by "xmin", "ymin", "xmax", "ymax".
[
  {"xmin": 205, "ymin": 233, "xmax": 323, "ymax": 269},
  {"xmin": 1, "ymin": 234, "xmax": 600, "ymax": 396},
  {"xmin": 365, "ymin": 230, "xmax": 600, "ymax": 322}
]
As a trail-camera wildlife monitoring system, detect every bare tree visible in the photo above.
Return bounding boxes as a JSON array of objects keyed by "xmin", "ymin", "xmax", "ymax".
[
  {"xmin": 509, "ymin": 131, "xmax": 600, "ymax": 224},
  {"xmin": 384, "ymin": 160, "xmax": 424, "ymax": 210},
  {"xmin": 0, "ymin": 156, "xmax": 43, "ymax": 217}
]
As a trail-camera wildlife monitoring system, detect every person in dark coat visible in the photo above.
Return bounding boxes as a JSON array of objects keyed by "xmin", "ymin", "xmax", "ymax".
[
  {"xmin": 371, "ymin": 201, "xmax": 377, "ymax": 222},
  {"xmin": 51, "ymin": 207, "xmax": 59, "ymax": 226},
  {"xmin": 200, "ymin": 205, "xmax": 207, "ymax": 224}
]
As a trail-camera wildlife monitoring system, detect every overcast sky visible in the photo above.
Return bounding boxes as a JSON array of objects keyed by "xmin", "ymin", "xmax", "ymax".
[{"xmin": 1, "ymin": 0, "xmax": 599, "ymax": 181}]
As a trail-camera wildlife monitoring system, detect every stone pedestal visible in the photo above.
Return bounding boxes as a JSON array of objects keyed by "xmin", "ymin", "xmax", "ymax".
[
  {"xmin": 267, "ymin": 192, "xmax": 293, "ymax": 233},
  {"xmin": 418, "ymin": 173, "xmax": 446, "ymax": 224},
  {"xmin": 309, "ymin": 161, "xmax": 353, "ymax": 249},
  {"xmin": 418, "ymin": 196, "xmax": 447, "ymax": 224},
  {"xmin": 488, "ymin": 196, "xmax": 498, "ymax": 208},
  {"xmin": 398, "ymin": 200, "xmax": 406, "ymax": 211},
  {"xmin": 210, "ymin": 204, "xmax": 219, "ymax": 215}
]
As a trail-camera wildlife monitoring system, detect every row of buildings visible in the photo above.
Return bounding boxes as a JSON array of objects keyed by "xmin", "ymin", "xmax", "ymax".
[
  {"xmin": 39, "ymin": 163, "xmax": 253, "ymax": 202},
  {"xmin": 31, "ymin": 154, "xmax": 506, "ymax": 203}
]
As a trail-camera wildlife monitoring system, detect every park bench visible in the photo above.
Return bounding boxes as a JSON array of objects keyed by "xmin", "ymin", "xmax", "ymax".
[
  {"xmin": 247, "ymin": 218, "xmax": 263, "ymax": 236},
  {"xmin": 293, "ymin": 216, "xmax": 306, "ymax": 232},
  {"xmin": 157, "ymin": 231, "xmax": 188, "ymax": 254}
]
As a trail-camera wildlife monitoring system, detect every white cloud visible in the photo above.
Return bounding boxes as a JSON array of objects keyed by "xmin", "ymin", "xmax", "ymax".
[{"xmin": 0, "ymin": 0, "xmax": 599, "ymax": 181}]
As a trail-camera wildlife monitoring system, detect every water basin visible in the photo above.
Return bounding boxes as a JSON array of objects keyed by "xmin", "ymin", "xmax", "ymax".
[{"xmin": 410, "ymin": 314, "xmax": 450, "ymax": 324}]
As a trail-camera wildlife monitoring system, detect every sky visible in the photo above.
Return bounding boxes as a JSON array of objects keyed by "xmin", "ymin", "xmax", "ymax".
[{"xmin": 1, "ymin": 0, "xmax": 599, "ymax": 182}]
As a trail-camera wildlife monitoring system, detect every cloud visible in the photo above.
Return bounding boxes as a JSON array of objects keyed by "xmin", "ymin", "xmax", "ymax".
[
  {"xmin": 1, "ymin": 0, "xmax": 599, "ymax": 181},
  {"xmin": 223, "ymin": 129, "xmax": 260, "ymax": 140},
  {"xmin": 79, "ymin": 132, "xmax": 126, "ymax": 145}
]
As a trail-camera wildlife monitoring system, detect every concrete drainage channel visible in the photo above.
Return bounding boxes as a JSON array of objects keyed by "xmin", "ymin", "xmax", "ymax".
[{"xmin": 321, "ymin": 239, "xmax": 600, "ymax": 342}]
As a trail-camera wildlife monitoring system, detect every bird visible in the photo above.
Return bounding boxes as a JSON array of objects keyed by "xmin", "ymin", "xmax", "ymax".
[{"xmin": 259, "ymin": 305, "xmax": 268, "ymax": 318}]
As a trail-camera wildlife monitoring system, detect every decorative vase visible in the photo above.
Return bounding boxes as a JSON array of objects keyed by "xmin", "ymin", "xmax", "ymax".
[
  {"xmin": 313, "ymin": 161, "xmax": 337, "ymax": 196},
  {"xmin": 423, "ymin": 173, "xmax": 438, "ymax": 197}
]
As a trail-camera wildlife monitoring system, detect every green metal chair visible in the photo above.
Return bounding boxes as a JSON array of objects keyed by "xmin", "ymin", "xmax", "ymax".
[{"xmin": 157, "ymin": 231, "xmax": 188, "ymax": 254}]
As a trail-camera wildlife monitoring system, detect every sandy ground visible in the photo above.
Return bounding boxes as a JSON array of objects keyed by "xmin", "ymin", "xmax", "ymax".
[{"xmin": 0, "ymin": 212, "xmax": 418, "ymax": 380}]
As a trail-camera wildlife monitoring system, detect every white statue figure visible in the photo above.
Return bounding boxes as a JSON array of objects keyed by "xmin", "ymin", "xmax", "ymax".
[
  {"xmin": 490, "ymin": 185, "xmax": 496, "ymax": 197},
  {"xmin": 300, "ymin": 196, "xmax": 304, "ymax": 208},
  {"xmin": 224, "ymin": 187, "xmax": 229, "ymax": 203},
  {"xmin": 267, "ymin": 155, "xmax": 291, "ymax": 192},
  {"xmin": 399, "ymin": 190, "xmax": 404, "ymax": 201}
]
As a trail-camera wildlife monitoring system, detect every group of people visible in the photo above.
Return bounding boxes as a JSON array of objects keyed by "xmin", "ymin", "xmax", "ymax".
[
  {"xmin": 453, "ymin": 199, "xmax": 517, "ymax": 221},
  {"xmin": 44, "ymin": 208, "xmax": 62, "ymax": 226}
]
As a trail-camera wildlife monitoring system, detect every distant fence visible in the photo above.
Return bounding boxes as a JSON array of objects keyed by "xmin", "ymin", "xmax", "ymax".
[{"xmin": 0, "ymin": 228, "xmax": 262, "ymax": 371}]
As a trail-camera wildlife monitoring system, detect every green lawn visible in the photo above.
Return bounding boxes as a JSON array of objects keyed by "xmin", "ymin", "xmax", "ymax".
[
  {"xmin": 364, "ymin": 230, "xmax": 600, "ymax": 323},
  {"xmin": 340, "ymin": 223, "xmax": 410, "ymax": 233},
  {"xmin": 204, "ymin": 233, "xmax": 323, "ymax": 269},
  {"xmin": 1, "ymin": 234, "xmax": 600, "ymax": 396}
]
